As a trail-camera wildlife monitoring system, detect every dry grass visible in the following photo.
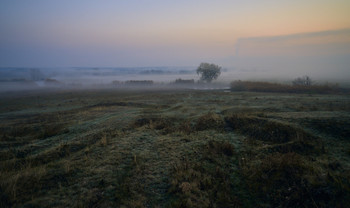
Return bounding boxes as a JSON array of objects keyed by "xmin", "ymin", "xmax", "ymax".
[
  {"xmin": 169, "ymin": 140, "xmax": 240, "ymax": 208},
  {"xmin": 133, "ymin": 116, "xmax": 173, "ymax": 130},
  {"xmin": 225, "ymin": 114, "xmax": 320, "ymax": 148},
  {"xmin": 195, "ymin": 112, "xmax": 225, "ymax": 131},
  {"xmin": 230, "ymin": 80, "xmax": 343, "ymax": 94},
  {"xmin": 241, "ymin": 153, "xmax": 310, "ymax": 207},
  {"xmin": 240, "ymin": 151, "xmax": 350, "ymax": 207}
]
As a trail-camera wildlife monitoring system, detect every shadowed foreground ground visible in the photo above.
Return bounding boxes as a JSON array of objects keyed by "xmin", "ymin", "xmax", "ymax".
[{"xmin": 0, "ymin": 89, "xmax": 350, "ymax": 207}]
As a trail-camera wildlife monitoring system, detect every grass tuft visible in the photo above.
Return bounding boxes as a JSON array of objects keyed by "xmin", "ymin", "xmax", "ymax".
[
  {"xmin": 169, "ymin": 140, "xmax": 240, "ymax": 208},
  {"xmin": 195, "ymin": 113, "xmax": 225, "ymax": 131}
]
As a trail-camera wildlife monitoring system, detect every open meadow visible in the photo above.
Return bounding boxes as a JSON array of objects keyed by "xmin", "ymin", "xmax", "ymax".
[{"xmin": 1, "ymin": 89, "xmax": 350, "ymax": 207}]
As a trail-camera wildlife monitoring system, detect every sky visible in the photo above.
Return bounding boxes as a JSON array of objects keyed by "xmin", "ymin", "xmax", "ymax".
[{"xmin": 0, "ymin": 0, "xmax": 350, "ymax": 68}]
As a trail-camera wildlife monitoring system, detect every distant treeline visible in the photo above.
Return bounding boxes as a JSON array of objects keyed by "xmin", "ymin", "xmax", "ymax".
[
  {"xmin": 230, "ymin": 80, "xmax": 344, "ymax": 94},
  {"xmin": 173, "ymin": 79, "xmax": 195, "ymax": 84},
  {"xmin": 139, "ymin": 69, "xmax": 194, "ymax": 75},
  {"xmin": 112, "ymin": 79, "xmax": 197, "ymax": 86},
  {"xmin": 112, "ymin": 80, "xmax": 154, "ymax": 86},
  {"xmin": 0, "ymin": 78, "xmax": 62, "ymax": 85}
]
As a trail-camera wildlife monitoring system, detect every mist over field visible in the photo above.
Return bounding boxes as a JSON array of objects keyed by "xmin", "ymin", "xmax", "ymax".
[
  {"xmin": 2, "ymin": 1, "xmax": 350, "ymax": 207},
  {"xmin": 228, "ymin": 28, "xmax": 350, "ymax": 82},
  {"xmin": 2, "ymin": 27, "xmax": 350, "ymax": 91},
  {"xmin": 1, "ymin": 27, "xmax": 350, "ymax": 91}
]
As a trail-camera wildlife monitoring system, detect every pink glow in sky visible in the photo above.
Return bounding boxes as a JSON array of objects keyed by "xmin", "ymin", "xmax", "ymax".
[{"xmin": 1, "ymin": 0, "xmax": 350, "ymax": 67}]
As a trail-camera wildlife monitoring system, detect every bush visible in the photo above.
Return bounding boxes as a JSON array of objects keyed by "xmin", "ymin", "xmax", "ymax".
[{"xmin": 292, "ymin": 76, "xmax": 312, "ymax": 86}]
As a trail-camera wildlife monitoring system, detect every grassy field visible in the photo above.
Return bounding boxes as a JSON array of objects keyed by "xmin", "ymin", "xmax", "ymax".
[{"xmin": 0, "ymin": 89, "xmax": 350, "ymax": 207}]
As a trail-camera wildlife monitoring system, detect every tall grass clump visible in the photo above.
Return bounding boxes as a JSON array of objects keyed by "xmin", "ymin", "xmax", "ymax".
[{"xmin": 195, "ymin": 113, "xmax": 225, "ymax": 131}]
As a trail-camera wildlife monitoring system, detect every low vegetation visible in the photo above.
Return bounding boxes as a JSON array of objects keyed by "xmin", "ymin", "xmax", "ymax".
[
  {"xmin": 0, "ymin": 89, "xmax": 350, "ymax": 207},
  {"xmin": 230, "ymin": 80, "xmax": 342, "ymax": 94},
  {"xmin": 169, "ymin": 140, "xmax": 239, "ymax": 208}
]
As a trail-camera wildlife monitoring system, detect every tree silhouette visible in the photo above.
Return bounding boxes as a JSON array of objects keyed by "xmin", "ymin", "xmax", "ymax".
[{"xmin": 196, "ymin": 63, "xmax": 221, "ymax": 83}]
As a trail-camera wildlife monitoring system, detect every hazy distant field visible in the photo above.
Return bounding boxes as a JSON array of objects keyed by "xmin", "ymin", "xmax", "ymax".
[{"xmin": 1, "ymin": 89, "xmax": 350, "ymax": 207}]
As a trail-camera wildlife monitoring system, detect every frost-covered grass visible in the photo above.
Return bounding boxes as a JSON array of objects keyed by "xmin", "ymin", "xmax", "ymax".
[{"xmin": 0, "ymin": 89, "xmax": 350, "ymax": 207}]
